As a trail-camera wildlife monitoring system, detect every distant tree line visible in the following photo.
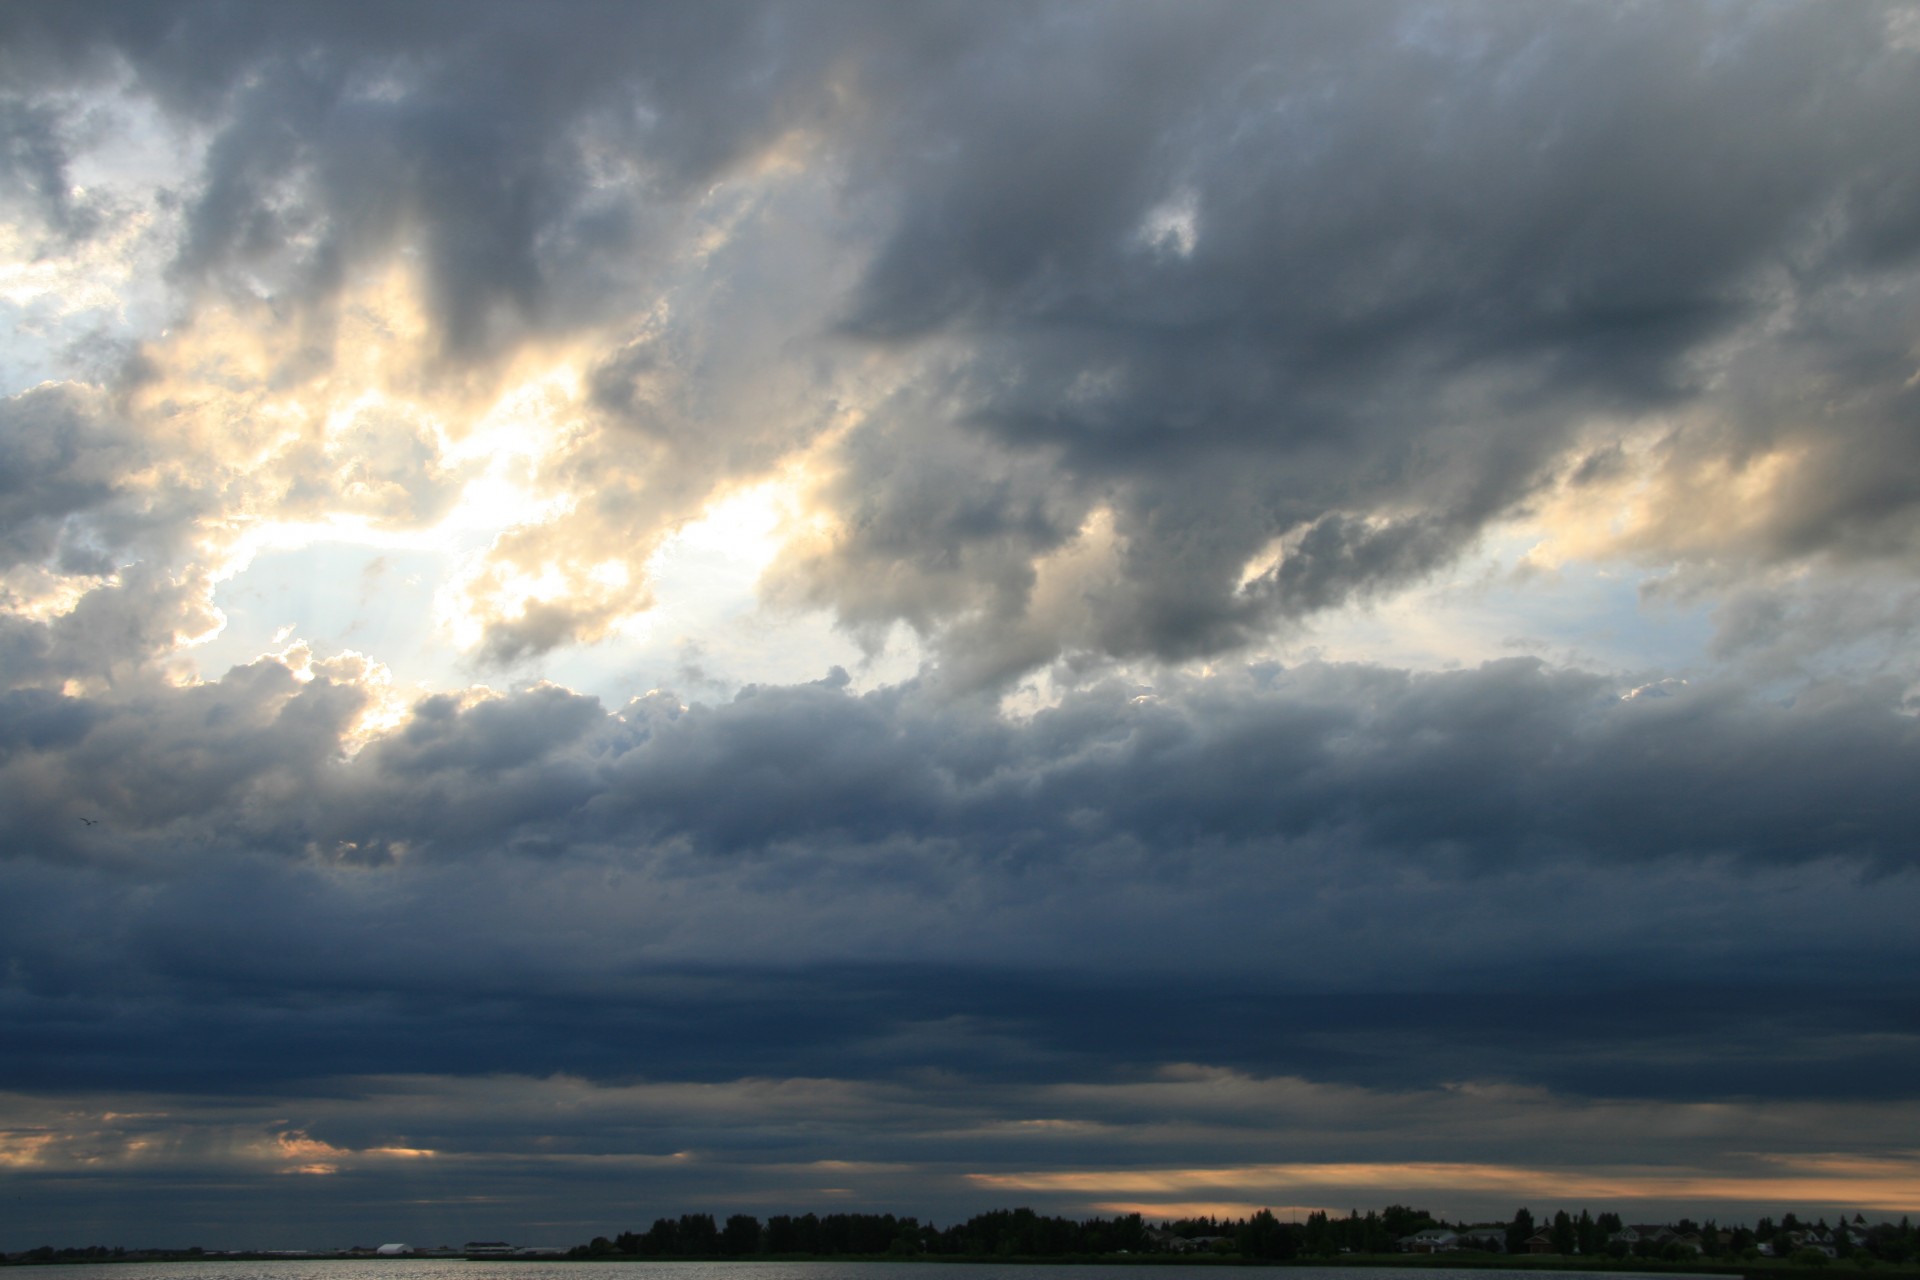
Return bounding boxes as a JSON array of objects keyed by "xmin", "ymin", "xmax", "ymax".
[
  {"xmin": 9, "ymin": 1205, "xmax": 1918, "ymax": 1266},
  {"xmin": 572, "ymin": 1204, "xmax": 1477, "ymax": 1260},
  {"xmin": 568, "ymin": 1205, "xmax": 1920, "ymax": 1264},
  {"xmin": 576, "ymin": 1207, "xmax": 1156, "ymax": 1260}
]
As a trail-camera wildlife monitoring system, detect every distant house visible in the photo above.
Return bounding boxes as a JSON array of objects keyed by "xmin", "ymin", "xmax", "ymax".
[
  {"xmin": 1524, "ymin": 1231, "xmax": 1558, "ymax": 1255},
  {"xmin": 1400, "ymin": 1230, "xmax": 1460, "ymax": 1254},
  {"xmin": 1147, "ymin": 1229, "xmax": 1219, "ymax": 1254},
  {"xmin": 1766, "ymin": 1234, "xmax": 1841, "ymax": 1258},
  {"xmin": 1611, "ymin": 1225, "xmax": 1678, "ymax": 1252}
]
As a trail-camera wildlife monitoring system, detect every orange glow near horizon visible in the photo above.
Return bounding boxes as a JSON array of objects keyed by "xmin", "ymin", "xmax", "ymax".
[
  {"xmin": 968, "ymin": 1157, "xmax": 1920, "ymax": 1213},
  {"xmin": 1094, "ymin": 1203, "xmax": 1332, "ymax": 1222}
]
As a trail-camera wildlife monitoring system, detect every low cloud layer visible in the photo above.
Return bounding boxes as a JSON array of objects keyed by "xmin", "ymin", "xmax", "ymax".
[
  {"xmin": 4, "ymin": 660, "xmax": 1916, "ymax": 1095},
  {"xmin": 6, "ymin": 1071, "xmax": 1918, "ymax": 1246},
  {"xmin": 13, "ymin": 658, "xmax": 1920, "ymax": 879}
]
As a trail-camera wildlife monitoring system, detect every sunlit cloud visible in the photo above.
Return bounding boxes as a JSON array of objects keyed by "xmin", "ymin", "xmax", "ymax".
[
  {"xmin": 0, "ymin": 210, "xmax": 156, "ymax": 318},
  {"xmin": 970, "ymin": 1157, "xmax": 1920, "ymax": 1213},
  {"xmin": 0, "ymin": 1131, "xmax": 58, "ymax": 1169}
]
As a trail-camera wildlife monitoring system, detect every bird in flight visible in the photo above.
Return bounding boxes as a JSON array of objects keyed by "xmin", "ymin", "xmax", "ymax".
[{"xmin": 79, "ymin": 817, "xmax": 99, "ymax": 826}]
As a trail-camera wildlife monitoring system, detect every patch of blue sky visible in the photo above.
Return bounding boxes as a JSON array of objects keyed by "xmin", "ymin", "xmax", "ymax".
[
  {"xmin": 196, "ymin": 521, "xmax": 924, "ymax": 708},
  {"xmin": 0, "ymin": 298, "xmax": 65, "ymax": 395},
  {"xmin": 1, "ymin": 94, "xmax": 185, "ymax": 394},
  {"xmin": 196, "ymin": 542, "xmax": 456, "ymax": 685},
  {"xmin": 0, "ymin": 223, "xmax": 174, "ymax": 394},
  {"xmin": 1281, "ymin": 535, "xmax": 1717, "ymax": 680},
  {"xmin": 537, "ymin": 529, "xmax": 925, "ymax": 707}
]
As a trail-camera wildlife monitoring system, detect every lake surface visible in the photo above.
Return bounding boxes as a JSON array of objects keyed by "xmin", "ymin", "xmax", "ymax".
[{"xmin": 13, "ymin": 1263, "xmax": 1732, "ymax": 1280}]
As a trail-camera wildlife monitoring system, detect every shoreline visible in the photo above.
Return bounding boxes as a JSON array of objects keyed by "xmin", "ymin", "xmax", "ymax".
[{"xmin": 5, "ymin": 1251, "xmax": 1912, "ymax": 1279}]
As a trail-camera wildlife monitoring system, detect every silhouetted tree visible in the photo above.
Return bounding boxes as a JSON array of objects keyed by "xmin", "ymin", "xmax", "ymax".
[
  {"xmin": 641, "ymin": 1218, "xmax": 678, "ymax": 1256},
  {"xmin": 1507, "ymin": 1207, "xmax": 1536, "ymax": 1254},
  {"xmin": 721, "ymin": 1215, "xmax": 761, "ymax": 1256}
]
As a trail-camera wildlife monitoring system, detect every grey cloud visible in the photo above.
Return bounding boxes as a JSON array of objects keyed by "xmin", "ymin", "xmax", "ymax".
[
  {"xmin": 12, "ymin": 2, "xmax": 1920, "ymax": 676},
  {"xmin": 0, "ymin": 384, "xmax": 224, "ymax": 693},
  {"xmin": 1246, "ymin": 511, "xmax": 1463, "ymax": 620},
  {"xmin": 799, "ymin": 1, "xmax": 1920, "ymax": 673},
  {"xmin": 2, "ymin": 1067, "xmax": 1916, "ymax": 1245},
  {"xmin": 583, "ymin": 660, "xmax": 1920, "ymax": 871},
  {"xmin": 475, "ymin": 600, "xmax": 611, "ymax": 668},
  {"xmin": 3, "ymin": 652, "xmax": 1920, "ymax": 971},
  {"xmin": 19, "ymin": 636, "xmax": 1919, "ymax": 1075},
  {"xmin": 2, "ymin": 0, "xmax": 860, "ymax": 364},
  {"xmin": 0, "ymin": 651, "xmax": 365, "ymax": 857},
  {"xmin": 0, "ymin": 687, "xmax": 97, "ymax": 762},
  {"xmin": 0, "ymin": 566, "xmax": 216, "ymax": 692},
  {"xmin": 777, "ymin": 390, "xmax": 1090, "ymax": 640},
  {"xmin": 0, "ymin": 95, "xmax": 107, "ymax": 240},
  {"xmin": 0, "ymin": 943, "xmax": 1916, "ymax": 1243},
  {"xmin": 1, "ymin": 651, "xmax": 1915, "ymax": 1239},
  {"xmin": 381, "ymin": 685, "xmax": 602, "ymax": 778},
  {"xmin": 13, "ymin": 646, "xmax": 1920, "ymax": 876},
  {"xmin": 1705, "ymin": 572, "xmax": 1920, "ymax": 691},
  {"xmin": 0, "ymin": 384, "xmax": 144, "ymax": 573},
  {"xmin": 1692, "ymin": 289, "xmax": 1920, "ymax": 570}
]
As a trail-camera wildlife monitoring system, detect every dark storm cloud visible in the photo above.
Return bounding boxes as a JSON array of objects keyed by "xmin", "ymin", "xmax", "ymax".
[
  {"xmin": 8, "ymin": 1077, "xmax": 1919, "ymax": 1249},
  {"xmin": 0, "ymin": 384, "xmax": 228, "ymax": 688},
  {"xmin": 5, "ymin": 946, "xmax": 1915, "ymax": 1104},
  {"xmin": 12, "ymin": 2, "xmax": 1920, "ymax": 671},
  {"xmin": 802, "ymin": 0, "xmax": 1920, "ymax": 670},
  {"xmin": 11, "ymin": 648, "xmax": 1920, "ymax": 886},
  {"xmin": 2, "ymin": 648, "xmax": 1917, "ymax": 1115},
  {"xmin": 0, "ymin": 0, "xmax": 863, "ymax": 360},
  {"xmin": 0, "ymin": 96, "xmax": 106, "ymax": 240},
  {"xmin": 0, "ymin": 384, "xmax": 147, "ymax": 574},
  {"xmin": 322, "ymin": 660, "xmax": 1920, "ymax": 870}
]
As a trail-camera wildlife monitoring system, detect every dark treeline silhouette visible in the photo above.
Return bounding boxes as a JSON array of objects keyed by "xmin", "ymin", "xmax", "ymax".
[
  {"xmin": 8, "ymin": 1205, "xmax": 1917, "ymax": 1266},
  {"xmin": 574, "ymin": 1205, "xmax": 1458, "ymax": 1260},
  {"xmin": 579, "ymin": 1208, "xmax": 1155, "ymax": 1260},
  {"xmin": 568, "ymin": 1205, "xmax": 1920, "ymax": 1264}
]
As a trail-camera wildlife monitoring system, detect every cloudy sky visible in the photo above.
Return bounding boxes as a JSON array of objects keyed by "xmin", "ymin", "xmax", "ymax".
[{"xmin": 4, "ymin": 0, "xmax": 1920, "ymax": 1249}]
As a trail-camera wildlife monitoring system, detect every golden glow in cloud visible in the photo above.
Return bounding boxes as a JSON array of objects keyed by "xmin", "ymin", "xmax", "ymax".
[
  {"xmin": 969, "ymin": 1155, "xmax": 1920, "ymax": 1213},
  {"xmin": 1516, "ymin": 419, "xmax": 1814, "ymax": 575},
  {"xmin": 267, "ymin": 1129, "xmax": 436, "ymax": 1177},
  {"xmin": 0, "ymin": 1106, "xmax": 436, "ymax": 1178},
  {"xmin": 95, "ymin": 252, "xmax": 848, "ymax": 678},
  {"xmin": 1095, "ymin": 1203, "xmax": 1324, "ymax": 1222},
  {"xmin": 0, "ymin": 1130, "xmax": 58, "ymax": 1169}
]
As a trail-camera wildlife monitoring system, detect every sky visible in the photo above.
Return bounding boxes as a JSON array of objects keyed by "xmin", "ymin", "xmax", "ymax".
[{"xmin": 3, "ymin": 0, "xmax": 1920, "ymax": 1250}]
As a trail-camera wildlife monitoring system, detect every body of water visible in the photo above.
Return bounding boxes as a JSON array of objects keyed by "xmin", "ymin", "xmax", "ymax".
[{"xmin": 9, "ymin": 1262, "xmax": 1737, "ymax": 1280}]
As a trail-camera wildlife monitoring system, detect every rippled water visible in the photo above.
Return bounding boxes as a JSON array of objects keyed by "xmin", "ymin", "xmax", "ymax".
[{"xmin": 15, "ymin": 1262, "xmax": 1727, "ymax": 1280}]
